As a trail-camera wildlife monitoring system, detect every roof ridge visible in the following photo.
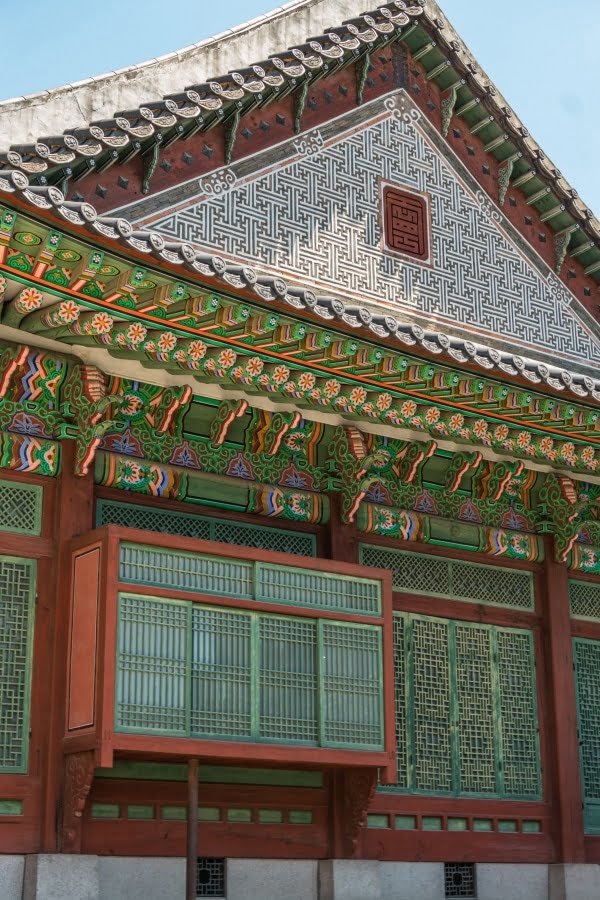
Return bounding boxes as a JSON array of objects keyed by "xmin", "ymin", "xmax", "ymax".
[{"xmin": 0, "ymin": 0, "xmax": 597, "ymax": 262}]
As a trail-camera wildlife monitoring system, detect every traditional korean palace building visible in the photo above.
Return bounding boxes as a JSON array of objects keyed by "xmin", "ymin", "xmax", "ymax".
[{"xmin": 0, "ymin": 1, "xmax": 599, "ymax": 898}]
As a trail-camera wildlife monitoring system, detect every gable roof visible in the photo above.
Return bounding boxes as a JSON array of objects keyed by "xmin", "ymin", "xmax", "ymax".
[{"xmin": 1, "ymin": 0, "xmax": 598, "ymax": 301}]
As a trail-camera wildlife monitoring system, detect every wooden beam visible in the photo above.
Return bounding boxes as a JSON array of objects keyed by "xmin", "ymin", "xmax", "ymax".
[
  {"xmin": 541, "ymin": 537, "xmax": 585, "ymax": 862},
  {"xmin": 186, "ymin": 759, "xmax": 200, "ymax": 900}
]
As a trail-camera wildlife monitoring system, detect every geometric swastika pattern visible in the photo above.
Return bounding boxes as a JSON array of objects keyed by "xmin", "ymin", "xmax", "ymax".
[
  {"xmin": 152, "ymin": 100, "xmax": 600, "ymax": 366},
  {"xmin": 384, "ymin": 185, "xmax": 429, "ymax": 261},
  {"xmin": 0, "ymin": 557, "xmax": 36, "ymax": 771}
]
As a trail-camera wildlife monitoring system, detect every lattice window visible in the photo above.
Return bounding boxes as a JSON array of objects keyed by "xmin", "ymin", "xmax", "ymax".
[
  {"xmin": 412, "ymin": 617, "xmax": 452, "ymax": 792},
  {"xmin": 119, "ymin": 544, "xmax": 254, "ymax": 599},
  {"xmin": 196, "ymin": 858, "xmax": 225, "ymax": 898},
  {"xmin": 119, "ymin": 543, "xmax": 377, "ymax": 617},
  {"xmin": 445, "ymin": 863, "xmax": 476, "ymax": 898},
  {"xmin": 0, "ymin": 480, "xmax": 42, "ymax": 536},
  {"xmin": 359, "ymin": 545, "xmax": 534, "ymax": 611},
  {"xmin": 321, "ymin": 622, "xmax": 383, "ymax": 748},
  {"xmin": 455, "ymin": 625, "xmax": 495, "ymax": 794},
  {"xmin": 570, "ymin": 580, "xmax": 600, "ymax": 621},
  {"xmin": 389, "ymin": 612, "xmax": 541, "ymax": 800},
  {"xmin": 97, "ymin": 499, "xmax": 316, "ymax": 557},
  {"xmin": 257, "ymin": 564, "xmax": 381, "ymax": 616},
  {"xmin": 497, "ymin": 630, "xmax": 541, "ymax": 797},
  {"xmin": 116, "ymin": 594, "xmax": 384, "ymax": 751},
  {"xmin": 573, "ymin": 638, "xmax": 600, "ymax": 834},
  {"xmin": 0, "ymin": 557, "xmax": 36, "ymax": 772}
]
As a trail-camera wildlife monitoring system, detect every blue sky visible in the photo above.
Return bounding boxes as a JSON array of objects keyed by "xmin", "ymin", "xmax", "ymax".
[{"xmin": 3, "ymin": 0, "xmax": 597, "ymax": 213}]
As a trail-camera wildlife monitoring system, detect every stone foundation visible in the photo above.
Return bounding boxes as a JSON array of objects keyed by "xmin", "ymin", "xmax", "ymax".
[{"xmin": 2, "ymin": 856, "xmax": 599, "ymax": 899}]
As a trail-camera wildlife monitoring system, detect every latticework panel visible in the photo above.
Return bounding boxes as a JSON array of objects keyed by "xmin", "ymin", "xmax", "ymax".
[
  {"xmin": 321, "ymin": 622, "xmax": 383, "ymax": 748},
  {"xmin": 97, "ymin": 499, "xmax": 316, "ymax": 556},
  {"xmin": 116, "ymin": 594, "xmax": 384, "ymax": 750},
  {"xmin": 359, "ymin": 545, "xmax": 534, "ymax": 611},
  {"xmin": 497, "ymin": 630, "xmax": 541, "ymax": 797},
  {"xmin": 0, "ymin": 480, "xmax": 42, "ymax": 536},
  {"xmin": 119, "ymin": 543, "xmax": 254, "ymax": 598},
  {"xmin": 574, "ymin": 639, "xmax": 600, "ymax": 810},
  {"xmin": 412, "ymin": 617, "xmax": 452, "ymax": 792},
  {"xmin": 392, "ymin": 616, "xmax": 408, "ymax": 788},
  {"xmin": 212, "ymin": 519, "xmax": 316, "ymax": 557},
  {"xmin": 259, "ymin": 616, "xmax": 317, "ymax": 742},
  {"xmin": 116, "ymin": 595, "xmax": 188, "ymax": 733},
  {"xmin": 455, "ymin": 625, "xmax": 496, "ymax": 794},
  {"xmin": 257, "ymin": 564, "xmax": 381, "ymax": 616},
  {"xmin": 361, "ymin": 544, "xmax": 451, "ymax": 597},
  {"xmin": 389, "ymin": 613, "xmax": 540, "ymax": 800},
  {"xmin": 191, "ymin": 606, "xmax": 251, "ymax": 738},
  {"xmin": 0, "ymin": 557, "xmax": 36, "ymax": 771},
  {"xmin": 570, "ymin": 580, "xmax": 600, "ymax": 621}
]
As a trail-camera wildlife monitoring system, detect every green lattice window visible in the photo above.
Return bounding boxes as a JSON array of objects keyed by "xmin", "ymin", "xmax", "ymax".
[
  {"xmin": 570, "ymin": 580, "xmax": 600, "ymax": 621},
  {"xmin": 116, "ymin": 594, "xmax": 384, "ymax": 750},
  {"xmin": 359, "ymin": 544, "xmax": 534, "ymax": 611},
  {"xmin": 573, "ymin": 638, "xmax": 600, "ymax": 834},
  {"xmin": 0, "ymin": 556, "xmax": 36, "ymax": 772},
  {"xmin": 388, "ymin": 613, "xmax": 541, "ymax": 799},
  {"xmin": 119, "ymin": 543, "xmax": 381, "ymax": 617},
  {"xmin": 0, "ymin": 480, "xmax": 42, "ymax": 536},
  {"xmin": 96, "ymin": 499, "xmax": 316, "ymax": 556}
]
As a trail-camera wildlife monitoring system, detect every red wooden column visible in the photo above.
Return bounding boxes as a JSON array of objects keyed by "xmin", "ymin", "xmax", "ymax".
[
  {"xmin": 541, "ymin": 536, "xmax": 585, "ymax": 862},
  {"xmin": 327, "ymin": 493, "xmax": 359, "ymax": 565},
  {"xmin": 41, "ymin": 440, "xmax": 95, "ymax": 850}
]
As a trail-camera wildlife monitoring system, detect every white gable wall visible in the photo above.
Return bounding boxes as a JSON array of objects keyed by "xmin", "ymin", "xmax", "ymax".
[{"xmin": 147, "ymin": 92, "xmax": 600, "ymax": 370}]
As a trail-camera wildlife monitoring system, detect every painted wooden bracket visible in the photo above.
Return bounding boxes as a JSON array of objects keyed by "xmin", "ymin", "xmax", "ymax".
[
  {"xmin": 497, "ymin": 152, "xmax": 522, "ymax": 207},
  {"xmin": 210, "ymin": 399, "xmax": 249, "ymax": 447},
  {"xmin": 445, "ymin": 450, "xmax": 483, "ymax": 493},
  {"xmin": 61, "ymin": 750, "xmax": 95, "ymax": 853},
  {"xmin": 343, "ymin": 768, "xmax": 377, "ymax": 857},
  {"xmin": 555, "ymin": 224, "xmax": 580, "ymax": 275},
  {"xmin": 440, "ymin": 80, "xmax": 464, "ymax": 137},
  {"xmin": 396, "ymin": 439, "xmax": 437, "ymax": 486}
]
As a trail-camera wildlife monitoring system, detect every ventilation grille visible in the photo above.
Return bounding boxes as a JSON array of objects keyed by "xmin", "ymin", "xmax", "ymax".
[
  {"xmin": 0, "ymin": 557, "xmax": 36, "ymax": 772},
  {"xmin": 360, "ymin": 545, "xmax": 534, "ymax": 610},
  {"xmin": 570, "ymin": 580, "xmax": 600, "ymax": 621},
  {"xmin": 196, "ymin": 857, "xmax": 225, "ymax": 898},
  {"xmin": 390, "ymin": 613, "xmax": 541, "ymax": 799},
  {"xmin": 0, "ymin": 481, "xmax": 42, "ymax": 536},
  {"xmin": 116, "ymin": 594, "xmax": 384, "ymax": 751},
  {"xmin": 445, "ymin": 863, "xmax": 476, "ymax": 898},
  {"xmin": 96, "ymin": 499, "xmax": 316, "ymax": 557}
]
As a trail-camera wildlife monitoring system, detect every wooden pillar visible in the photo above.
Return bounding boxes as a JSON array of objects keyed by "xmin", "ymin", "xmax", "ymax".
[
  {"xmin": 541, "ymin": 536, "xmax": 585, "ymax": 862},
  {"xmin": 42, "ymin": 440, "xmax": 95, "ymax": 851},
  {"xmin": 186, "ymin": 759, "xmax": 200, "ymax": 900},
  {"xmin": 327, "ymin": 492, "xmax": 359, "ymax": 564}
]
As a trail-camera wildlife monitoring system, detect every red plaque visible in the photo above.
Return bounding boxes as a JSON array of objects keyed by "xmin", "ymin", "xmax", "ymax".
[{"xmin": 383, "ymin": 186, "xmax": 430, "ymax": 261}]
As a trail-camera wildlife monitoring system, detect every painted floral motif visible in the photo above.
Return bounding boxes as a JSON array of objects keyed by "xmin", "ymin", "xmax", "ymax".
[
  {"xmin": 246, "ymin": 357, "xmax": 264, "ymax": 376},
  {"xmin": 273, "ymin": 365, "xmax": 290, "ymax": 384},
  {"xmin": 349, "ymin": 387, "xmax": 367, "ymax": 406},
  {"xmin": 16, "ymin": 288, "xmax": 43, "ymax": 312},
  {"xmin": 126, "ymin": 322, "xmax": 147, "ymax": 345},
  {"xmin": 298, "ymin": 372, "xmax": 316, "ymax": 391},
  {"xmin": 376, "ymin": 393, "xmax": 392, "ymax": 411},
  {"xmin": 400, "ymin": 400, "xmax": 417, "ymax": 419},
  {"xmin": 324, "ymin": 379, "xmax": 341, "ymax": 398},
  {"xmin": 57, "ymin": 300, "xmax": 80, "ymax": 324},
  {"xmin": 90, "ymin": 312, "xmax": 113, "ymax": 334},
  {"xmin": 188, "ymin": 340, "xmax": 207, "ymax": 361},
  {"xmin": 217, "ymin": 348, "xmax": 237, "ymax": 369},
  {"xmin": 157, "ymin": 332, "xmax": 177, "ymax": 353}
]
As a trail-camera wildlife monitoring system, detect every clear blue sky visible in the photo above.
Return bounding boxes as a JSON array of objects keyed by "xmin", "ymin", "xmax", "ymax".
[{"xmin": 3, "ymin": 0, "xmax": 598, "ymax": 214}]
